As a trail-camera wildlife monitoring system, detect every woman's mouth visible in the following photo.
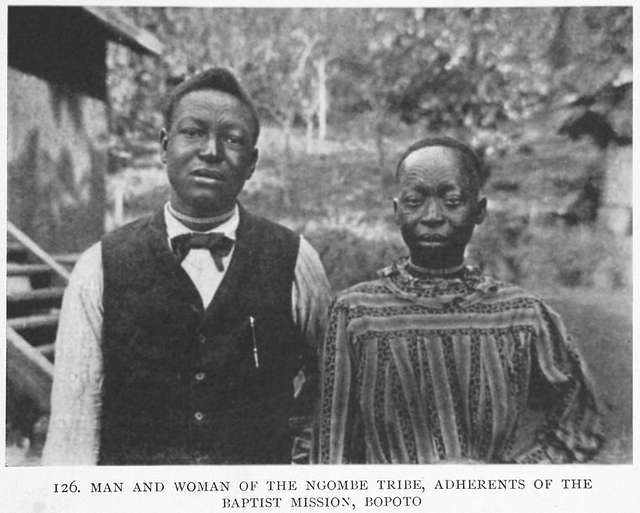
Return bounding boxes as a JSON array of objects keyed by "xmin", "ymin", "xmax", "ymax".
[
  {"xmin": 415, "ymin": 234, "xmax": 450, "ymax": 247},
  {"xmin": 419, "ymin": 234, "xmax": 447, "ymax": 242}
]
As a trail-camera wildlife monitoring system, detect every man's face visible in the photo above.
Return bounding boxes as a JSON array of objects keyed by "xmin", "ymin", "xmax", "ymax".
[
  {"xmin": 394, "ymin": 146, "xmax": 486, "ymax": 265},
  {"xmin": 161, "ymin": 89, "xmax": 258, "ymax": 217}
]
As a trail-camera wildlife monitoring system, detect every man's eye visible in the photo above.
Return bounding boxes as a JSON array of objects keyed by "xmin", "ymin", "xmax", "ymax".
[
  {"xmin": 444, "ymin": 197, "xmax": 462, "ymax": 207},
  {"xmin": 180, "ymin": 128, "xmax": 205, "ymax": 138}
]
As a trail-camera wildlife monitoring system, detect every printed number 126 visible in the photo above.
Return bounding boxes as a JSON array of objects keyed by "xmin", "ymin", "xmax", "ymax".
[{"xmin": 53, "ymin": 481, "xmax": 79, "ymax": 493}]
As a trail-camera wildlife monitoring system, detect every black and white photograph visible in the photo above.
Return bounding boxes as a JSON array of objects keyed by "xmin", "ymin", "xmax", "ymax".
[{"xmin": 2, "ymin": 2, "xmax": 636, "ymax": 509}]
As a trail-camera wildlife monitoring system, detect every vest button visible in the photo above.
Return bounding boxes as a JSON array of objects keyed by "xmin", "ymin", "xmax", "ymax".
[
  {"xmin": 195, "ymin": 371, "xmax": 205, "ymax": 382},
  {"xmin": 194, "ymin": 411, "xmax": 204, "ymax": 422},
  {"xmin": 198, "ymin": 334, "xmax": 206, "ymax": 344}
]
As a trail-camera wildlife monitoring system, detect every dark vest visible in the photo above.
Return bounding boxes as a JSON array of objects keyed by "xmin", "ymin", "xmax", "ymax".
[{"xmin": 100, "ymin": 207, "xmax": 301, "ymax": 464}]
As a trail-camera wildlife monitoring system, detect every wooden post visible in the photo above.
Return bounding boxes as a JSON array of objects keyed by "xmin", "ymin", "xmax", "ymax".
[{"xmin": 317, "ymin": 55, "xmax": 327, "ymax": 143}]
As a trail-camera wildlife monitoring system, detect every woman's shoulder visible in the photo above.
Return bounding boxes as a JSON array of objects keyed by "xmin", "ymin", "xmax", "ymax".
[{"xmin": 334, "ymin": 276, "xmax": 392, "ymax": 307}]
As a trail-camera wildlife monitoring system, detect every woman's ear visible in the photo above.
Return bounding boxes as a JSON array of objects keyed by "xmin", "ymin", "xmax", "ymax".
[
  {"xmin": 474, "ymin": 197, "xmax": 487, "ymax": 225},
  {"xmin": 393, "ymin": 198, "xmax": 400, "ymax": 225}
]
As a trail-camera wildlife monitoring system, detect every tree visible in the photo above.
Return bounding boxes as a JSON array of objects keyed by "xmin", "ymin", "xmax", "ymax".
[{"xmin": 104, "ymin": 6, "xmax": 632, "ymax": 162}]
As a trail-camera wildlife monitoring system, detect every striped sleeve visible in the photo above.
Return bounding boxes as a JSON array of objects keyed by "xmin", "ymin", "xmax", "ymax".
[
  {"xmin": 513, "ymin": 301, "xmax": 604, "ymax": 463},
  {"xmin": 289, "ymin": 237, "xmax": 331, "ymax": 463},
  {"xmin": 292, "ymin": 235, "xmax": 332, "ymax": 355},
  {"xmin": 316, "ymin": 299, "xmax": 363, "ymax": 463}
]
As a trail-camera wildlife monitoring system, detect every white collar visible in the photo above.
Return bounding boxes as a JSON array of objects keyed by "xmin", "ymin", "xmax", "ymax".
[{"xmin": 164, "ymin": 202, "xmax": 239, "ymax": 243}]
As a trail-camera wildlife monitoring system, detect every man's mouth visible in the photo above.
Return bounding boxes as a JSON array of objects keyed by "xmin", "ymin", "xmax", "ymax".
[{"xmin": 191, "ymin": 168, "xmax": 226, "ymax": 182}]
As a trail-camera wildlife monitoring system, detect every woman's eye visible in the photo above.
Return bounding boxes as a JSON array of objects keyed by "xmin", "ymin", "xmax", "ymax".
[
  {"xmin": 224, "ymin": 134, "xmax": 245, "ymax": 145},
  {"xmin": 402, "ymin": 198, "xmax": 422, "ymax": 208}
]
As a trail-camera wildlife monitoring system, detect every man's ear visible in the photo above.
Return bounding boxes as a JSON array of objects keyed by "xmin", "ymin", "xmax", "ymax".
[
  {"xmin": 474, "ymin": 197, "xmax": 487, "ymax": 225},
  {"xmin": 246, "ymin": 148, "xmax": 259, "ymax": 180},
  {"xmin": 160, "ymin": 128, "xmax": 169, "ymax": 162}
]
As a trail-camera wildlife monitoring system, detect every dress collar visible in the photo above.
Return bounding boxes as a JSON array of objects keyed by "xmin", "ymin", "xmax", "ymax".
[
  {"xmin": 378, "ymin": 257, "xmax": 471, "ymax": 280},
  {"xmin": 405, "ymin": 260, "xmax": 466, "ymax": 279},
  {"xmin": 378, "ymin": 257, "xmax": 498, "ymax": 309}
]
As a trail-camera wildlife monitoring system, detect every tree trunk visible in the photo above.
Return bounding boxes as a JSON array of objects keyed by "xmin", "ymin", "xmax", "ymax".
[
  {"xmin": 317, "ymin": 55, "xmax": 328, "ymax": 143},
  {"xmin": 375, "ymin": 115, "xmax": 386, "ymax": 168},
  {"xmin": 283, "ymin": 123, "xmax": 292, "ymax": 162},
  {"xmin": 305, "ymin": 112, "xmax": 314, "ymax": 154},
  {"xmin": 282, "ymin": 111, "xmax": 295, "ymax": 164},
  {"xmin": 548, "ymin": 7, "xmax": 571, "ymax": 69}
]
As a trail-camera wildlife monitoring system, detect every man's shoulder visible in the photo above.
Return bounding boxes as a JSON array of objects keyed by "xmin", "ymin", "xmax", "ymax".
[
  {"xmin": 100, "ymin": 212, "xmax": 162, "ymax": 266},
  {"xmin": 240, "ymin": 208, "xmax": 301, "ymax": 255},
  {"xmin": 102, "ymin": 213, "xmax": 156, "ymax": 244},
  {"xmin": 65, "ymin": 241, "xmax": 103, "ymax": 292},
  {"xmin": 241, "ymin": 209, "xmax": 299, "ymax": 238}
]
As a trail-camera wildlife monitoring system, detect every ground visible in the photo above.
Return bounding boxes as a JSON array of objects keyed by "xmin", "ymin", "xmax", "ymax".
[{"xmin": 547, "ymin": 291, "xmax": 632, "ymax": 463}]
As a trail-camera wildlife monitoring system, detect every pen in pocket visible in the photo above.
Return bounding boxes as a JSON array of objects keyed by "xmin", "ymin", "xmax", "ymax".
[{"xmin": 249, "ymin": 315, "xmax": 260, "ymax": 368}]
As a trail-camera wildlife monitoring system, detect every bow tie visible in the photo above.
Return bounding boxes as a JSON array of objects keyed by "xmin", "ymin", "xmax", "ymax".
[{"xmin": 171, "ymin": 232, "xmax": 234, "ymax": 271}]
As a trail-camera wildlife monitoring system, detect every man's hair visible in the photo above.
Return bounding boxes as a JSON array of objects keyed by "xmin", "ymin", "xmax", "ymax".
[
  {"xmin": 395, "ymin": 136, "xmax": 488, "ymax": 193},
  {"xmin": 162, "ymin": 68, "xmax": 260, "ymax": 144}
]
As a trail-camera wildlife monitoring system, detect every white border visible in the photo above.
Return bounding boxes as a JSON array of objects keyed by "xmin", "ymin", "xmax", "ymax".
[{"xmin": 2, "ymin": 2, "xmax": 637, "ymax": 512}]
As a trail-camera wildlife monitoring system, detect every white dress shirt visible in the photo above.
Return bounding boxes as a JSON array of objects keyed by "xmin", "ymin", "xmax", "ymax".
[{"xmin": 164, "ymin": 203, "xmax": 239, "ymax": 308}]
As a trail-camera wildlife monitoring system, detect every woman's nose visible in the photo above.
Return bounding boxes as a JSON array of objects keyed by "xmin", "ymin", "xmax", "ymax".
[{"xmin": 421, "ymin": 200, "xmax": 444, "ymax": 225}]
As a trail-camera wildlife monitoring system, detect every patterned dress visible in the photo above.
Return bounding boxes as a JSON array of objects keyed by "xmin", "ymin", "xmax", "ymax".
[{"xmin": 317, "ymin": 259, "xmax": 603, "ymax": 463}]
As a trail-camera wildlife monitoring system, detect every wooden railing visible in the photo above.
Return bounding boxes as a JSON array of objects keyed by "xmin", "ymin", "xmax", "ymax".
[
  {"xmin": 7, "ymin": 221, "xmax": 71, "ymax": 282},
  {"xmin": 6, "ymin": 326, "xmax": 54, "ymax": 412},
  {"xmin": 6, "ymin": 221, "xmax": 72, "ymax": 413}
]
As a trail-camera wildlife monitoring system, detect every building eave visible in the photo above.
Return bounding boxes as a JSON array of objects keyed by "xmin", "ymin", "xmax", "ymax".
[{"xmin": 83, "ymin": 6, "xmax": 163, "ymax": 56}]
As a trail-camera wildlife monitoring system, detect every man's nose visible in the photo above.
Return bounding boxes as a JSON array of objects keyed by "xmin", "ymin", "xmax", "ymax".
[
  {"xmin": 198, "ymin": 134, "xmax": 222, "ymax": 160},
  {"xmin": 420, "ymin": 200, "xmax": 444, "ymax": 225}
]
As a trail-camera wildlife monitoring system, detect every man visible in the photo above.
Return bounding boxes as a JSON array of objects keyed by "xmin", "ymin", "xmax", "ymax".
[
  {"xmin": 316, "ymin": 136, "xmax": 603, "ymax": 463},
  {"xmin": 43, "ymin": 68, "xmax": 331, "ymax": 465}
]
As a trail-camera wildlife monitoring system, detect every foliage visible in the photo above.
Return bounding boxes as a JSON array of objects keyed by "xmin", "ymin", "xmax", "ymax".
[
  {"xmin": 469, "ymin": 217, "xmax": 631, "ymax": 291},
  {"xmin": 105, "ymin": 6, "xmax": 631, "ymax": 159}
]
